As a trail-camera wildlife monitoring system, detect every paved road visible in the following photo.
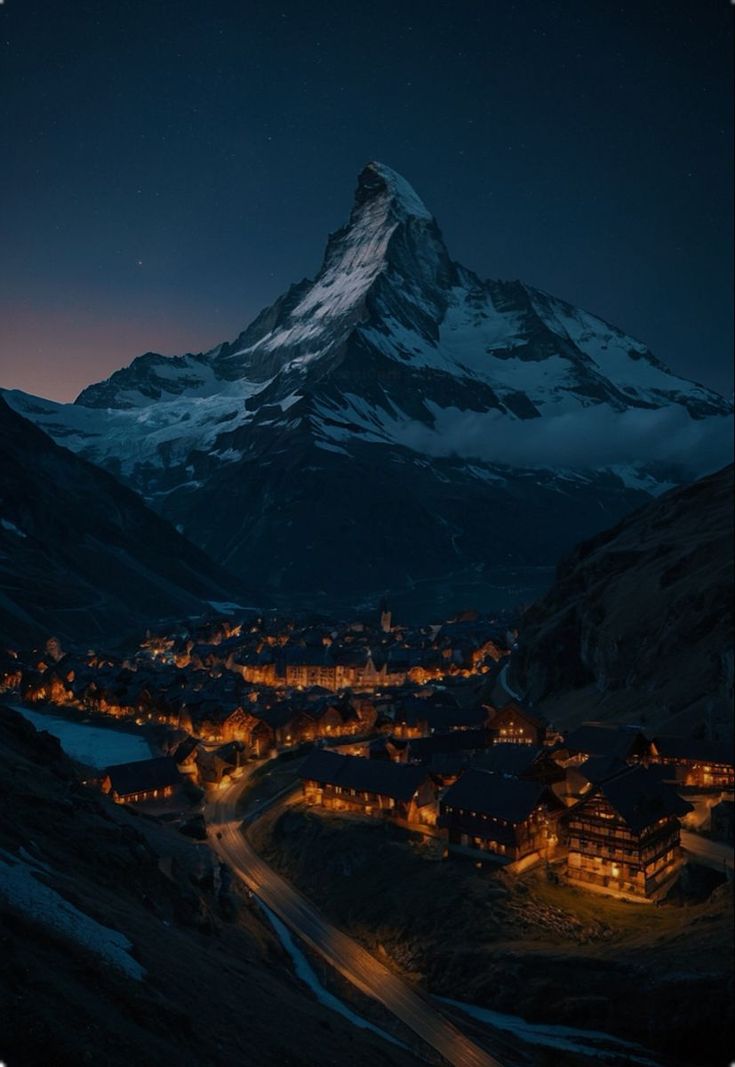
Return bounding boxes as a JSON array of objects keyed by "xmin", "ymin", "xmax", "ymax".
[
  {"xmin": 497, "ymin": 661, "xmax": 523, "ymax": 703},
  {"xmin": 681, "ymin": 830, "xmax": 734, "ymax": 872},
  {"xmin": 207, "ymin": 777, "xmax": 503, "ymax": 1067}
]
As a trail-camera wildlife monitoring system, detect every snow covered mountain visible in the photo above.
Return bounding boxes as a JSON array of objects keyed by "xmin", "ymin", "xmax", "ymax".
[{"xmin": 5, "ymin": 162, "xmax": 731, "ymax": 613}]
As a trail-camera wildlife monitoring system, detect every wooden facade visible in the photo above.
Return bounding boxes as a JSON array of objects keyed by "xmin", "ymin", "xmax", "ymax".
[
  {"xmin": 649, "ymin": 736, "xmax": 734, "ymax": 790},
  {"xmin": 566, "ymin": 768, "xmax": 692, "ymax": 901},
  {"xmin": 487, "ymin": 701, "xmax": 544, "ymax": 746},
  {"xmin": 102, "ymin": 756, "xmax": 182, "ymax": 805},
  {"xmin": 440, "ymin": 769, "xmax": 563, "ymax": 863},
  {"xmin": 300, "ymin": 749, "xmax": 437, "ymax": 824}
]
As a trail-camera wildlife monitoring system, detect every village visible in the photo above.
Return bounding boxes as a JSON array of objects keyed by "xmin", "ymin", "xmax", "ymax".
[{"xmin": 1, "ymin": 603, "xmax": 733, "ymax": 905}]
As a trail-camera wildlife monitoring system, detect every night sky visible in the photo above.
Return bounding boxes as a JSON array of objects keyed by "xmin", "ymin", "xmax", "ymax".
[{"xmin": 1, "ymin": 0, "xmax": 732, "ymax": 402}]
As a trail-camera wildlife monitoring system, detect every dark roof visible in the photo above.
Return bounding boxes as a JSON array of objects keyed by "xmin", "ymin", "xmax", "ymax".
[
  {"xmin": 189, "ymin": 699, "xmax": 244, "ymax": 725},
  {"xmin": 330, "ymin": 648, "xmax": 369, "ymax": 667},
  {"xmin": 369, "ymin": 736, "xmax": 408, "ymax": 757},
  {"xmin": 563, "ymin": 723, "xmax": 649, "ymax": 759},
  {"xmin": 106, "ymin": 756, "xmax": 181, "ymax": 797},
  {"xmin": 441, "ymin": 769, "xmax": 550, "ymax": 823},
  {"xmin": 652, "ymin": 735, "xmax": 734, "ymax": 767},
  {"xmin": 173, "ymin": 736, "xmax": 199, "ymax": 762},
  {"xmin": 258, "ymin": 703, "xmax": 314, "ymax": 729},
  {"xmin": 577, "ymin": 754, "xmax": 630, "ymax": 785},
  {"xmin": 300, "ymin": 749, "xmax": 429, "ymax": 801},
  {"xmin": 214, "ymin": 741, "xmax": 245, "ymax": 764},
  {"xmin": 386, "ymin": 648, "xmax": 431, "ymax": 668},
  {"xmin": 598, "ymin": 767, "xmax": 693, "ymax": 833},
  {"xmin": 473, "ymin": 744, "xmax": 543, "ymax": 778},
  {"xmin": 310, "ymin": 697, "xmax": 353, "ymax": 721},
  {"xmin": 425, "ymin": 752, "xmax": 472, "ymax": 777},
  {"xmin": 285, "ymin": 647, "xmax": 332, "ymax": 666},
  {"xmin": 406, "ymin": 729, "xmax": 489, "ymax": 764},
  {"xmin": 394, "ymin": 699, "xmax": 485, "ymax": 731}
]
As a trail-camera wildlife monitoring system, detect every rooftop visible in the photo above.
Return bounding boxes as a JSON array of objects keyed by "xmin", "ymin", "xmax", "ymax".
[
  {"xmin": 300, "ymin": 748, "xmax": 429, "ymax": 802},
  {"xmin": 442, "ymin": 768, "xmax": 551, "ymax": 823},
  {"xmin": 105, "ymin": 756, "xmax": 181, "ymax": 797}
]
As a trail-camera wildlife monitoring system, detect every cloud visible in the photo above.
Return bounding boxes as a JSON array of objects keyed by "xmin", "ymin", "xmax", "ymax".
[{"xmin": 393, "ymin": 403, "xmax": 733, "ymax": 477}]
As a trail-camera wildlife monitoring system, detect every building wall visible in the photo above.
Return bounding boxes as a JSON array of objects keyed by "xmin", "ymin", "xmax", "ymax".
[
  {"xmin": 651, "ymin": 757, "xmax": 734, "ymax": 790},
  {"xmin": 490, "ymin": 708, "xmax": 539, "ymax": 745},
  {"xmin": 567, "ymin": 795, "xmax": 682, "ymax": 899},
  {"xmin": 111, "ymin": 784, "xmax": 175, "ymax": 804},
  {"xmin": 240, "ymin": 663, "xmax": 277, "ymax": 685},
  {"xmin": 442, "ymin": 806, "xmax": 558, "ymax": 862},
  {"xmin": 303, "ymin": 778, "xmax": 408, "ymax": 818}
]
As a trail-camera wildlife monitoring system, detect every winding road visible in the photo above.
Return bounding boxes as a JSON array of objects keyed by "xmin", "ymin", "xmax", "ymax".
[
  {"xmin": 680, "ymin": 830, "xmax": 734, "ymax": 872},
  {"xmin": 206, "ymin": 775, "xmax": 503, "ymax": 1067}
]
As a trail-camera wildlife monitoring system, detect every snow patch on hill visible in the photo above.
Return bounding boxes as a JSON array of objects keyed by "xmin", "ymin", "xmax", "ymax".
[{"xmin": 0, "ymin": 848, "xmax": 145, "ymax": 980}]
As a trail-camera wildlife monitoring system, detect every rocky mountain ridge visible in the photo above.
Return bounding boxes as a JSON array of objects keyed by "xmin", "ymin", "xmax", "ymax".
[{"xmin": 4, "ymin": 162, "xmax": 731, "ymax": 611}]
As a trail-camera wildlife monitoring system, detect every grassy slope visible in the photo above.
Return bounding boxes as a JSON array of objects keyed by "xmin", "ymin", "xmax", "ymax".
[{"xmin": 252, "ymin": 805, "xmax": 734, "ymax": 1067}]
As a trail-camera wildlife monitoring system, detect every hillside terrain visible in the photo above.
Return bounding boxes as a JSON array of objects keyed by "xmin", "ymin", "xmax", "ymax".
[
  {"xmin": 0, "ymin": 706, "xmax": 417, "ymax": 1067},
  {"xmin": 508, "ymin": 464, "xmax": 734, "ymax": 737},
  {"xmin": 0, "ymin": 398, "xmax": 251, "ymax": 646},
  {"xmin": 251, "ymin": 805, "xmax": 733, "ymax": 1067}
]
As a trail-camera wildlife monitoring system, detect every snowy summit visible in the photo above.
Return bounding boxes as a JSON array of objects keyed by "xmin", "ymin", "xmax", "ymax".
[{"xmin": 3, "ymin": 163, "xmax": 731, "ymax": 607}]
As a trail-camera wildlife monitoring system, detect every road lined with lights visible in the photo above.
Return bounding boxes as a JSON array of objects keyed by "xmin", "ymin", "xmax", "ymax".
[{"xmin": 206, "ymin": 773, "xmax": 504, "ymax": 1067}]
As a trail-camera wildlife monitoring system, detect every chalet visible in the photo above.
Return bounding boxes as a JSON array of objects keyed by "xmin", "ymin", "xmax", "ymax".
[
  {"xmin": 440, "ymin": 769, "xmax": 564, "ymax": 863},
  {"xmin": 247, "ymin": 715, "xmax": 276, "ymax": 756},
  {"xmin": 300, "ymin": 749, "xmax": 437, "ymax": 824},
  {"xmin": 103, "ymin": 757, "xmax": 182, "ymax": 804},
  {"xmin": 258, "ymin": 702, "xmax": 317, "ymax": 747},
  {"xmin": 567, "ymin": 765, "xmax": 692, "ymax": 901},
  {"xmin": 197, "ymin": 742, "xmax": 245, "ymax": 785},
  {"xmin": 649, "ymin": 736, "xmax": 734, "ymax": 790},
  {"xmin": 310, "ymin": 696, "xmax": 361, "ymax": 737},
  {"xmin": 184, "ymin": 699, "xmax": 252, "ymax": 742},
  {"xmin": 486, "ymin": 701, "xmax": 545, "ymax": 746},
  {"xmin": 391, "ymin": 698, "xmax": 487, "ymax": 739},
  {"xmin": 351, "ymin": 696, "xmax": 379, "ymax": 733},
  {"xmin": 558, "ymin": 723, "xmax": 651, "ymax": 765}
]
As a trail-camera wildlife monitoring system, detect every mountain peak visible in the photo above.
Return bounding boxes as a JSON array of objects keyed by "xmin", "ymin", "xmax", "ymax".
[{"xmin": 354, "ymin": 161, "xmax": 433, "ymax": 221}]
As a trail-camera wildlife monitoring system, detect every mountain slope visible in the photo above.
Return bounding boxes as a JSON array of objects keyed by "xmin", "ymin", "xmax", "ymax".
[
  {"xmin": 0, "ymin": 398, "xmax": 249, "ymax": 645},
  {"xmin": 0, "ymin": 706, "xmax": 416, "ymax": 1067},
  {"xmin": 4, "ymin": 162, "xmax": 731, "ymax": 611},
  {"xmin": 508, "ymin": 464, "xmax": 734, "ymax": 737}
]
